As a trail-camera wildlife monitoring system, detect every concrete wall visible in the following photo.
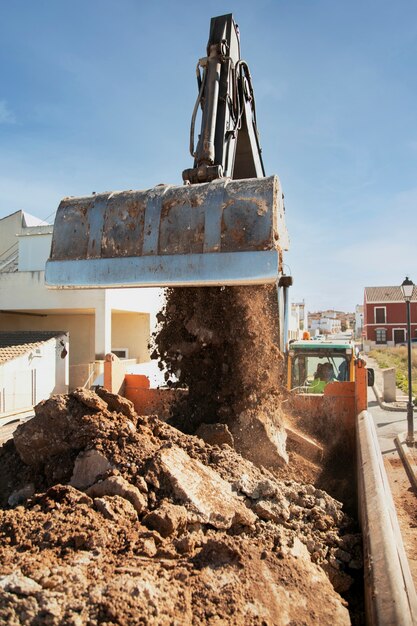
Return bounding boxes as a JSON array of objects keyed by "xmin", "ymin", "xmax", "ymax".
[
  {"xmin": 0, "ymin": 270, "xmax": 106, "ymax": 311},
  {"xmin": 0, "ymin": 223, "xmax": 163, "ymax": 387},
  {"xmin": 18, "ymin": 232, "xmax": 53, "ymax": 271},
  {"xmin": 0, "ymin": 334, "xmax": 68, "ymax": 415},
  {"xmin": 0, "ymin": 312, "xmax": 95, "ymax": 367},
  {"xmin": 0, "ymin": 212, "xmax": 22, "ymax": 263},
  {"xmin": 0, "ymin": 310, "xmax": 150, "ymax": 388},
  {"xmin": 112, "ymin": 312, "xmax": 150, "ymax": 363}
]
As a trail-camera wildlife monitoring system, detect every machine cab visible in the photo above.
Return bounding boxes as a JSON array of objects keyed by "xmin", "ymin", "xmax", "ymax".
[{"xmin": 287, "ymin": 339, "xmax": 356, "ymax": 394}]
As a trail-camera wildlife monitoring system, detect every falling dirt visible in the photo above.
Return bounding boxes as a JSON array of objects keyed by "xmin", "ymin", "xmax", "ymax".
[
  {"xmin": 152, "ymin": 286, "xmax": 290, "ymax": 468},
  {"xmin": 152, "ymin": 286, "xmax": 283, "ymax": 430}
]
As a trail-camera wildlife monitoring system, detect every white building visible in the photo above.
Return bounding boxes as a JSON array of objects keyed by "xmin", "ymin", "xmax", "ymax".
[
  {"xmin": 0, "ymin": 330, "xmax": 69, "ymax": 416},
  {"xmin": 288, "ymin": 300, "xmax": 307, "ymax": 341},
  {"xmin": 0, "ymin": 210, "xmax": 163, "ymax": 389},
  {"xmin": 355, "ymin": 304, "xmax": 364, "ymax": 339},
  {"xmin": 310, "ymin": 316, "xmax": 342, "ymax": 335}
]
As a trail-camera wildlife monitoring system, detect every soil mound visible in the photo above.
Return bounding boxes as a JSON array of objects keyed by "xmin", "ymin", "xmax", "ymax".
[{"xmin": 0, "ymin": 389, "xmax": 362, "ymax": 625}]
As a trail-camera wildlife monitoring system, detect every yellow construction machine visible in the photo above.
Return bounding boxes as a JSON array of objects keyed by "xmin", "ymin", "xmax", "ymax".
[{"xmin": 286, "ymin": 337, "xmax": 374, "ymax": 447}]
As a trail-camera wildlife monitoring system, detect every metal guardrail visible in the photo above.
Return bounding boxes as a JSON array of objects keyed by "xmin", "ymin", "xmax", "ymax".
[{"xmin": 357, "ymin": 410, "xmax": 417, "ymax": 625}]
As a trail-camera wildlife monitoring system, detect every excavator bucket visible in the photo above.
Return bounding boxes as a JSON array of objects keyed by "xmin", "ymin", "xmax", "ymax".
[{"xmin": 45, "ymin": 175, "xmax": 289, "ymax": 289}]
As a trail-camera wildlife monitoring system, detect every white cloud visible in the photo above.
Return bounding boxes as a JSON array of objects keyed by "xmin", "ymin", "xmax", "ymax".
[{"xmin": 0, "ymin": 100, "xmax": 16, "ymax": 124}]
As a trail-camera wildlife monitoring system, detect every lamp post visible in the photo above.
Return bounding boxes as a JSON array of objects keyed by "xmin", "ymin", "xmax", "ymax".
[{"xmin": 401, "ymin": 277, "xmax": 414, "ymax": 444}]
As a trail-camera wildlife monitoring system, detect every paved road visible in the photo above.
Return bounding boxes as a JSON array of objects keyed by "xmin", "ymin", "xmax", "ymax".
[
  {"xmin": 367, "ymin": 388, "xmax": 410, "ymax": 454},
  {"xmin": 0, "ymin": 413, "xmax": 34, "ymax": 446}
]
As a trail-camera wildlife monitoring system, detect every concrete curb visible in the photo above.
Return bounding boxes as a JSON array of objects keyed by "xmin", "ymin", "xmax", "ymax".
[
  {"xmin": 372, "ymin": 382, "xmax": 407, "ymax": 413},
  {"xmin": 0, "ymin": 408, "xmax": 35, "ymax": 427},
  {"xmin": 357, "ymin": 411, "xmax": 417, "ymax": 624},
  {"xmin": 395, "ymin": 432, "xmax": 417, "ymax": 492}
]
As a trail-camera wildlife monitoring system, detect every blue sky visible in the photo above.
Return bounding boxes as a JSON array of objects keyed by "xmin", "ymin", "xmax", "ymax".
[{"xmin": 1, "ymin": 0, "xmax": 417, "ymax": 312}]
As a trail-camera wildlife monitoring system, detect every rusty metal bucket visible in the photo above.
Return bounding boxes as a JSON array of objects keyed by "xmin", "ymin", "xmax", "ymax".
[{"xmin": 45, "ymin": 175, "xmax": 289, "ymax": 289}]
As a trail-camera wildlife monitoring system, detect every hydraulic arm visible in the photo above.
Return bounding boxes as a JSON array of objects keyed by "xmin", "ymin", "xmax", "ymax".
[{"xmin": 45, "ymin": 14, "xmax": 289, "ymax": 302}]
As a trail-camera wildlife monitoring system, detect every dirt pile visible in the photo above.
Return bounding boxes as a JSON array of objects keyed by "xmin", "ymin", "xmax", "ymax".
[
  {"xmin": 153, "ymin": 286, "xmax": 289, "ymax": 466},
  {"xmin": 0, "ymin": 388, "xmax": 362, "ymax": 625}
]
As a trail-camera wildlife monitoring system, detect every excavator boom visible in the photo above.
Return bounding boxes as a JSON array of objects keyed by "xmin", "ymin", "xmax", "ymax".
[{"xmin": 45, "ymin": 14, "xmax": 289, "ymax": 291}]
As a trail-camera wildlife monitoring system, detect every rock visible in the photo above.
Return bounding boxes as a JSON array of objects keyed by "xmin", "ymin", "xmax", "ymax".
[
  {"xmin": 135, "ymin": 536, "xmax": 158, "ymax": 557},
  {"xmin": 94, "ymin": 495, "xmax": 138, "ymax": 522},
  {"xmin": 232, "ymin": 474, "xmax": 278, "ymax": 500},
  {"xmin": 8, "ymin": 483, "xmax": 35, "ymax": 507},
  {"xmin": 95, "ymin": 387, "xmax": 137, "ymax": 420},
  {"xmin": 228, "ymin": 405, "xmax": 289, "ymax": 469},
  {"xmin": 71, "ymin": 388, "xmax": 108, "ymax": 412},
  {"xmin": 149, "ymin": 445, "xmax": 256, "ymax": 529},
  {"xmin": 13, "ymin": 396, "xmax": 73, "ymax": 466},
  {"xmin": 86, "ymin": 476, "xmax": 147, "ymax": 514},
  {"xmin": 143, "ymin": 501, "xmax": 187, "ymax": 537},
  {"xmin": 0, "ymin": 570, "xmax": 42, "ymax": 595},
  {"xmin": 194, "ymin": 538, "xmax": 243, "ymax": 568},
  {"xmin": 70, "ymin": 449, "xmax": 113, "ymax": 490},
  {"xmin": 195, "ymin": 423, "xmax": 234, "ymax": 447},
  {"xmin": 253, "ymin": 498, "xmax": 290, "ymax": 523},
  {"xmin": 13, "ymin": 394, "xmax": 100, "ymax": 467},
  {"xmin": 174, "ymin": 534, "xmax": 198, "ymax": 555},
  {"xmin": 135, "ymin": 476, "xmax": 148, "ymax": 494}
]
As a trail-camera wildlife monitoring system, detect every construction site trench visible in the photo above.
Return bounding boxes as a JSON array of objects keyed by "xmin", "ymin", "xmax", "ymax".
[{"xmin": 0, "ymin": 286, "xmax": 363, "ymax": 625}]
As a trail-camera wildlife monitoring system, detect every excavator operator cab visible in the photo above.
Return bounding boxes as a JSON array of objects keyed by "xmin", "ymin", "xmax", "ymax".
[{"xmin": 287, "ymin": 339, "xmax": 355, "ymax": 394}]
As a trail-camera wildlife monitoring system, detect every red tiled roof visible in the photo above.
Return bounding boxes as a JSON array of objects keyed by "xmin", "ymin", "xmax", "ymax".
[
  {"xmin": 0, "ymin": 331, "xmax": 66, "ymax": 364},
  {"xmin": 364, "ymin": 286, "xmax": 417, "ymax": 303}
]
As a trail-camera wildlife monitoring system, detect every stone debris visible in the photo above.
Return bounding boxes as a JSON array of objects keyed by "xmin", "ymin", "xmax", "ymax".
[
  {"xmin": 229, "ymin": 404, "xmax": 289, "ymax": 467},
  {"xmin": 143, "ymin": 501, "xmax": 188, "ymax": 537},
  {"xmin": 147, "ymin": 445, "xmax": 257, "ymax": 529},
  {"xmin": 86, "ymin": 475, "xmax": 148, "ymax": 514},
  {"xmin": 0, "ymin": 390, "xmax": 361, "ymax": 625},
  {"xmin": 7, "ymin": 483, "xmax": 35, "ymax": 507},
  {"xmin": 93, "ymin": 495, "xmax": 138, "ymax": 522},
  {"xmin": 70, "ymin": 449, "xmax": 113, "ymax": 489},
  {"xmin": 0, "ymin": 571, "xmax": 42, "ymax": 596},
  {"xmin": 195, "ymin": 422, "xmax": 234, "ymax": 447}
]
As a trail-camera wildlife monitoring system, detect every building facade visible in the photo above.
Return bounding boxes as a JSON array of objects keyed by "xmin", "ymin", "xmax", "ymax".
[
  {"xmin": 364, "ymin": 286, "xmax": 417, "ymax": 346},
  {"xmin": 0, "ymin": 331, "xmax": 69, "ymax": 416},
  {"xmin": 288, "ymin": 300, "xmax": 307, "ymax": 341},
  {"xmin": 0, "ymin": 210, "xmax": 163, "ymax": 389},
  {"xmin": 355, "ymin": 305, "xmax": 364, "ymax": 339}
]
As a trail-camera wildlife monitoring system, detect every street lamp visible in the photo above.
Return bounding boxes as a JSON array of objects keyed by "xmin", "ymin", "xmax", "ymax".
[{"xmin": 401, "ymin": 277, "xmax": 415, "ymax": 444}]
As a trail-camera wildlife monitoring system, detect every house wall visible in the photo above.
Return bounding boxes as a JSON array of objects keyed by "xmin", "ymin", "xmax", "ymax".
[
  {"xmin": 0, "ymin": 334, "xmax": 68, "ymax": 415},
  {"xmin": 0, "ymin": 311, "xmax": 151, "ymax": 387},
  {"xmin": 0, "ymin": 224, "xmax": 163, "ymax": 385},
  {"xmin": 0, "ymin": 270, "xmax": 106, "ymax": 311},
  {"xmin": 0, "ymin": 312, "xmax": 95, "ymax": 365},
  {"xmin": 111, "ymin": 312, "xmax": 150, "ymax": 363},
  {"xmin": 18, "ymin": 232, "xmax": 53, "ymax": 271},
  {"xmin": 310, "ymin": 317, "xmax": 342, "ymax": 334},
  {"xmin": 0, "ymin": 212, "xmax": 22, "ymax": 263},
  {"xmin": 364, "ymin": 301, "xmax": 417, "ymax": 343}
]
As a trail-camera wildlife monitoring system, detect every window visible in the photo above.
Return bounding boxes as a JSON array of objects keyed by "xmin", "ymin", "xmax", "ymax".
[
  {"xmin": 393, "ymin": 329, "xmax": 406, "ymax": 344},
  {"xmin": 375, "ymin": 328, "xmax": 387, "ymax": 344},
  {"xmin": 291, "ymin": 351, "xmax": 350, "ymax": 392},
  {"xmin": 374, "ymin": 307, "xmax": 386, "ymax": 323},
  {"xmin": 111, "ymin": 348, "xmax": 129, "ymax": 359}
]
